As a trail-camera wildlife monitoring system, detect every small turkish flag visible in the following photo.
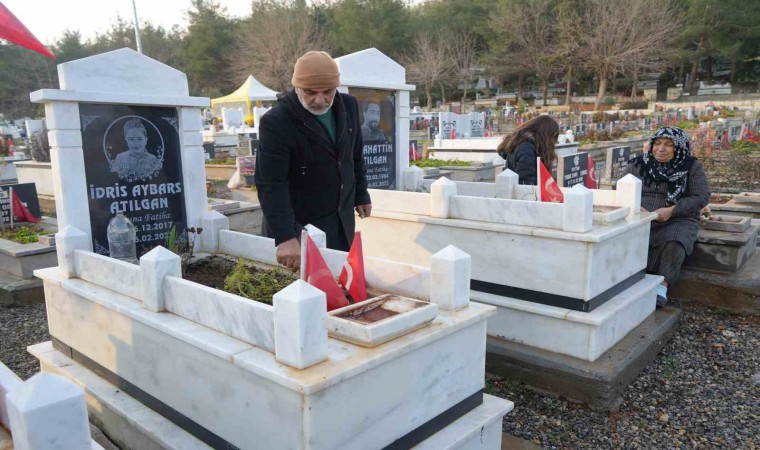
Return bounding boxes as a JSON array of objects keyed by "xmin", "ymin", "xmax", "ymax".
[
  {"xmin": 303, "ymin": 234, "xmax": 349, "ymax": 311},
  {"xmin": 449, "ymin": 128, "xmax": 456, "ymax": 139},
  {"xmin": 339, "ymin": 232, "xmax": 368, "ymax": 302},
  {"xmin": 585, "ymin": 154, "xmax": 598, "ymax": 189},
  {"xmin": 538, "ymin": 158, "xmax": 564, "ymax": 203}
]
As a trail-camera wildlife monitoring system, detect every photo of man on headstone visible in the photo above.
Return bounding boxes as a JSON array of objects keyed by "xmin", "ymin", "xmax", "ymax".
[
  {"xmin": 110, "ymin": 117, "xmax": 163, "ymax": 182},
  {"xmin": 361, "ymin": 98, "xmax": 387, "ymax": 142}
]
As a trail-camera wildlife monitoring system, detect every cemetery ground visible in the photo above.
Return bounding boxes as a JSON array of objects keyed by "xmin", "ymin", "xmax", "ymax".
[{"xmin": 1, "ymin": 296, "xmax": 757, "ymax": 449}]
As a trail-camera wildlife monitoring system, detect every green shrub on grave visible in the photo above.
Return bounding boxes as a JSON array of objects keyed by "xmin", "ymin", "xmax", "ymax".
[
  {"xmin": 732, "ymin": 140, "xmax": 760, "ymax": 155},
  {"xmin": 411, "ymin": 159, "xmax": 472, "ymax": 168}
]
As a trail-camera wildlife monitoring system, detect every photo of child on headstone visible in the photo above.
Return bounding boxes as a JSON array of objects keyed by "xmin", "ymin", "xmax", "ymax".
[{"xmin": 109, "ymin": 117, "xmax": 163, "ymax": 182}]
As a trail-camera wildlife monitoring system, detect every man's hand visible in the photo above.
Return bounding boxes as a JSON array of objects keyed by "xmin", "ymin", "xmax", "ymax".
[
  {"xmin": 276, "ymin": 238, "xmax": 301, "ymax": 271},
  {"xmin": 356, "ymin": 204, "xmax": 372, "ymax": 219},
  {"xmin": 655, "ymin": 206, "xmax": 674, "ymax": 223}
]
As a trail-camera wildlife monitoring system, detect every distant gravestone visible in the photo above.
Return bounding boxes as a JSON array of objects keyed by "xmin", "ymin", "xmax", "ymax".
[
  {"xmin": 557, "ymin": 152, "xmax": 588, "ymax": 187},
  {"xmin": 0, "ymin": 183, "xmax": 41, "ymax": 224},
  {"xmin": 605, "ymin": 146, "xmax": 631, "ymax": 180},
  {"xmin": 729, "ymin": 126, "xmax": 741, "ymax": 141},
  {"xmin": 80, "ymin": 103, "xmax": 188, "ymax": 256},
  {"xmin": 222, "ymin": 108, "xmax": 244, "ymax": 131},
  {"xmin": 574, "ymin": 124, "xmax": 587, "ymax": 137}
]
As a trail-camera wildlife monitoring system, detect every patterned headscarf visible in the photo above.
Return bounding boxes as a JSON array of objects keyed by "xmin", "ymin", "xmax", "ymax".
[{"xmin": 636, "ymin": 126, "xmax": 694, "ymax": 204}]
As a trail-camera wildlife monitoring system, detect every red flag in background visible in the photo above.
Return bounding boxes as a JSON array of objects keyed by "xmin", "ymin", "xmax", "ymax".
[
  {"xmin": 538, "ymin": 158, "xmax": 564, "ymax": 203},
  {"xmin": 11, "ymin": 189, "xmax": 40, "ymax": 223},
  {"xmin": 585, "ymin": 154, "xmax": 598, "ymax": 189},
  {"xmin": 303, "ymin": 234, "xmax": 349, "ymax": 311},
  {"xmin": 721, "ymin": 130, "xmax": 730, "ymax": 149},
  {"xmin": 409, "ymin": 142, "xmax": 420, "ymax": 161},
  {"xmin": 339, "ymin": 232, "xmax": 368, "ymax": 302},
  {"xmin": 449, "ymin": 128, "xmax": 456, "ymax": 139},
  {"xmin": 0, "ymin": 3, "xmax": 55, "ymax": 59}
]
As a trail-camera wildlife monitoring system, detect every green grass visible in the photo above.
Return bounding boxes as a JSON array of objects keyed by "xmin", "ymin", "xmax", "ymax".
[
  {"xmin": 411, "ymin": 158, "xmax": 472, "ymax": 168},
  {"xmin": 223, "ymin": 258, "xmax": 297, "ymax": 304},
  {"xmin": 0, "ymin": 226, "xmax": 47, "ymax": 244}
]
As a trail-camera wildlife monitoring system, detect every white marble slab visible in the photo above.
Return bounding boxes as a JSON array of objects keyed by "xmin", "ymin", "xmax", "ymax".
[
  {"xmin": 38, "ymin": 270, "xmax": 496, "ymax": 450},
  {"xmin": 472, "ymin": 274, "xmax": 661, "ymax": 361},
  {"xmin": 450, "ymin": 195, "xmax": 564, "ymax": 229},
  {"xmin": 368, "ymin": 189, "xmax": 430, "ymax": 216},
  {"xmin": 57, "ymin": 48, "xmax": 189, "ymax": 96},
  {"xmin": 358, "ymin": 215, "xmax": 652, "ymax": 300},
  {"xmin": 413, "ymin": 394, "xmax": 514, "ymax": 450},
  {"xmin": 327, "ymin": 295, "xmax": 438, "ymax": 347},
  {"xmin": 31, "ymin": 342, "xmax": 212, "ymax": 450},
  {"xmin": 218, "ymin": 230, "xmax": 277, "ymax": 266},
  {"xmin": 74, "ymin": 249, "xmax": 141, "ymax": 300},
  {"xmin": 453, "ymin": 181, "xmax": 497, "ymax": 198},
  {"xmin": 164, "ymin": 276, "xmax": 275, "ymax": 352},
  {"xmin": 34, "ymin": 342, "xmax": 509, "ymax": 450}
]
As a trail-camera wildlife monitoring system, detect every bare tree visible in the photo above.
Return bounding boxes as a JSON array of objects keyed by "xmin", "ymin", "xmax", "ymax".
[
  {"xmin": 448, "ymin": 30, "xmax": 480, "ymax": 111},
  {"xmin": 562, "ymin": 0, "xmax": 682, "ymax": 110},
  {"xmin": 403, "ymin": 31, "xmax": 450, "ymax": 110},
  {"xmin": 489, "ymin": 0, "xmax": 563, "ymax": 107},
  {"xmin": 229, "ymin": 0, "xmax": 331, "ymax": 92}
]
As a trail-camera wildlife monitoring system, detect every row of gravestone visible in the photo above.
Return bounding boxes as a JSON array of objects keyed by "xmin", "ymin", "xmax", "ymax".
[{"xmin": 556, "ymin": 146, "xmax": 639, "ymax": 188}]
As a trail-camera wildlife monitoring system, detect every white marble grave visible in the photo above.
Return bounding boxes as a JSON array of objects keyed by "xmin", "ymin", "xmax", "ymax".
[
  {"xmin": 357, "ymin": 170, "xmax": 660, "ymax": 361},
  {"xmin": 28, "ymin": 48, "xmax": 513, "ymax": 450}
]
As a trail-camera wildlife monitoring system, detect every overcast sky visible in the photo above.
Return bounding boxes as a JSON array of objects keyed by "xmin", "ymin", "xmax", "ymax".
[{"xmin": 4, "ymin": 0, "xmax": 253, "ymax": 45}]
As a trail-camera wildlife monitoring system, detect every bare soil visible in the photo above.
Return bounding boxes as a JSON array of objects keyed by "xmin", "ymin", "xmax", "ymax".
[{"xmin": 183, "ymin": 255, "xmax": 236, "ymax": 289}]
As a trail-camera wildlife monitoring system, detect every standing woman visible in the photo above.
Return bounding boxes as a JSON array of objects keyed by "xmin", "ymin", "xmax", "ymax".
[
  {"xmin": 496, "ymin": 115, "xmax": 560, "ymax": 185},
  {"xmin": 626, "ymin": 126, "xmax": 711, "ymax": 307}
]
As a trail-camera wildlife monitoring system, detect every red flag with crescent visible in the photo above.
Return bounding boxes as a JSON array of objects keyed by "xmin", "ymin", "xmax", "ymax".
[
  {"xmin": 585, "ymin": 154, "xmax": 598, "ymax": 189},
  {"xmin": 339, "ymin": 232, "xmax": 368, "ymax": 302},
  {"xmin": 303, "ymin": 234, "xmax": 349, "ymax": 311},
  {"xmin": 538, "ymin": 159, "xmax": 564, "ymax": 203}
]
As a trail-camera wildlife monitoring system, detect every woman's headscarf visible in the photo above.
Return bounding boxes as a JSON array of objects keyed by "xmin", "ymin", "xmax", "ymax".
[{"xmin": 635, "ymin": 126, "xmax": 694, "ymax": 204}]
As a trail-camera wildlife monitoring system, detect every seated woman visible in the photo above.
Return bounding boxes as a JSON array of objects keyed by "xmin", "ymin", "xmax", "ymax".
[
  {"xmin": 626, "ymin": 126, "xmax": 711, "ymax": 307},
  {"xmin": 497, "ymin": 115, "xmax": 560, "ymax": 185}
]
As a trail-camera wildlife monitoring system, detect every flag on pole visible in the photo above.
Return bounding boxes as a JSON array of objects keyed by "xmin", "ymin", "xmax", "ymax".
[
  {"xmin": 0, "ymin": 3, "xmax": 55, "ymax": 59},
  {"xmin": 10, "ymin": 188, "xmax": 40, "ymax": 223},
  {"xmin": 339, "ymin": 232, "xmax": 368, "ymax": 302},
  {"xmin": 585, "ymin": 154, "xmax": 598, "ymax": 189},
  {"xmin": 302, "ymin": 233, "xmax": 349, "ymax": 311},
  {"xmin": 409, "ymin": 142, "xmax": 420, "ymax": 161},
  {"xmin": 537, "ymin": 157, "xmax": 564, "ymax": 203}
]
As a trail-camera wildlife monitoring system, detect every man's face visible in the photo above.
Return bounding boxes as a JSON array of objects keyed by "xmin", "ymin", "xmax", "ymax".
[
  {"xmin": 365, "ymin": 103, "xmax": 381, "ymax": 130},
  {"xmin": 296, "ymin": 87, "xmax": 336, "ymax": 116}
]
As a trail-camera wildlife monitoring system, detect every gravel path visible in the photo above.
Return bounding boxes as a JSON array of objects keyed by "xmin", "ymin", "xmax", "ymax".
[
  {"xmin": 487, "ymin": 299, "xmax": 760, "ymax": 449},
  {"xmin": 0, "ymin": 302, "xmax": 49, "ymax": 380},
  {"xmin": 1, "ymin": 299, "xmax": 757, "ymax": 449}
]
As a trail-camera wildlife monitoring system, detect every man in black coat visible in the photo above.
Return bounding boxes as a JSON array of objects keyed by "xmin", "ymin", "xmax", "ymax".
[{"xmin": 254, "ymin": 51, "xmax": 372, "ymax": 270}]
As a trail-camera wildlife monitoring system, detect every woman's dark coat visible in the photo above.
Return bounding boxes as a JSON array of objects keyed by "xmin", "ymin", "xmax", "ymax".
[
  {"xmin": 501, "ymin": 140, "xmax": 538, "ymax": 185},
  {"xmin": 254, "ymin": 90, "xmax": 371, "ymax": 250},
  {"xmin": 625, "ymin": 158, "xmax": 711, "ymax": 254}
]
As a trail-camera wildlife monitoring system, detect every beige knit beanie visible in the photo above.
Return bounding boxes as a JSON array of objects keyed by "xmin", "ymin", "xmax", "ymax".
[{"xmin": 291, "ymin": 51, "xmax": 340, "ymax": 89}]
